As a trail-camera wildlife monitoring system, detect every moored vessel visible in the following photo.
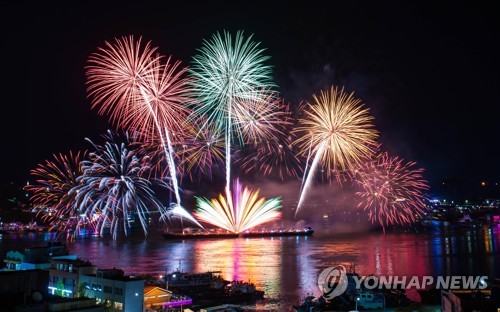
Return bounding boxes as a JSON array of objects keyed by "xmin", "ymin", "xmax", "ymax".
[{"xmin": 162, "ymin": 227, "xmax": 314, "ymax": 240}]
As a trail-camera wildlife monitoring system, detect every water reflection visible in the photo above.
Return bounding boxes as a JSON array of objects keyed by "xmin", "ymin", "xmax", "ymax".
[{"xmin": 0, "ymin": 227, "xmax": 498, "ymax": 310}]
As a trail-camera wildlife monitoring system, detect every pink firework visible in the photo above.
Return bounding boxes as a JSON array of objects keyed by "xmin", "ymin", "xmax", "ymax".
[
  {"xmin": 86, "ymin": 36, "xmax": 159, "ymax": 130},
  {"xmin": 86, "ymin": 36, "xmax": 196, "ymax": 223},
  {"xmin": 86, "ymin": 36, "xmax": 192, "ymax": 140},
  {"xmin": 233, "ymin": 91, "xmax": 290, "ymax": 146},
  {"xmin": 355, "ymin": 152, "xmax": 429, "ymax": 230},
  {"xmin": 240, "ymin": 130, "xmax": 303, "ymax": 180},
  {"xmin": 238, "ymin": 100, "xmax": 301, "ymax": 180}
]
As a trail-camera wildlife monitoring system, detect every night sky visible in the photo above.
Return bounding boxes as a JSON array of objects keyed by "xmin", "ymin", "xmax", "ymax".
[{"xmin": 2, "ymin": 1, "xmax": 499, "ymax": 201}]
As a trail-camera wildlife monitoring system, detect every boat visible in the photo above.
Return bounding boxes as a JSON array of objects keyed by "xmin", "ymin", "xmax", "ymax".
[
  {"xmin": 163, "ymin": 231, "xmax": 239, "ymax": 240},
  {"xmin": 189, "ymin": 280, "xmax": 264, "ymax": 305},
  {"xmin": 164, "ymin": 268, "xmax": 226, "ymax": 289},
  {"xmin": 163, "ymin": 266, "xmax": 265, "ymax": 305},
  {"xmin": 163, "ymin": 227, "xmax": 314, "ymax": 240},
  {"xmin": 241, "ymin": 227, "xmax": 314, "ymax": 237},
  {"xmin": 293, "ymin": 296, "xmax": 327, "ymax": 311}
]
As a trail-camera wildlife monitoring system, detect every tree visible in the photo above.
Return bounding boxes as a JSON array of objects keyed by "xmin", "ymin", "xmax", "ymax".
[{"xmin": 56, "ymin": 279, "xmax": 64, "ymax": 297}]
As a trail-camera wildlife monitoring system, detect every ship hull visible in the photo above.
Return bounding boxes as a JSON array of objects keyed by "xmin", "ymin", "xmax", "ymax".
[{"xmin": 163, "ymin": 229, "xmax": 314, "ymax": 240}]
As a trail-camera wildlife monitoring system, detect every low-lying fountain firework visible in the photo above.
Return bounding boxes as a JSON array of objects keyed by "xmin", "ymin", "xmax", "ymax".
[{"xmin": 194, "ymin": 179, "xmax": 281, "ymax": 233}]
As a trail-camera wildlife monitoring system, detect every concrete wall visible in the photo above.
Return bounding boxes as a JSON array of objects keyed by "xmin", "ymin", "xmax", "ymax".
[{"xmin": 80, "ymin": 275, "xmax": 144, "ymax": 312}]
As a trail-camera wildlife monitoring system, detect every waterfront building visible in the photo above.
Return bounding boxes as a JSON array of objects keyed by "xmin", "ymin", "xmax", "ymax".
[
  {"xmin": 144, "ymin": 286, "xmax": 171, "ymax": 308},
  {"xmin": 3, "ymin": 243, "xmax": 74, "ymax": 271},
  {"xmin": 80, "ymin": 268, "xmax": 144, "ymax": 312},
  {"xmin": 15, "ymin": 297, "xmax": 104, "ymax": 312},
  {"xmin": 144, "ymin": 286, "xmax": 192, "ymax": 310},
  {"xmin": 47, "ymin": 258, "xmax": 97, "ymax": 298}
]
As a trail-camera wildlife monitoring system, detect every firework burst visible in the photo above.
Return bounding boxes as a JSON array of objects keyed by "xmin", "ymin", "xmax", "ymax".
[
  {"xmin": 233, "ymin": 91, "xmax": 288, "ymax": 145},
  {"xmin": 26, "ymin": 151, "xmax": 87, "ymax": 230},
  {"xmin": 194, "ymin": 179, "xmax": 281, "ymax": 233},
  {"xmin": 176, "ymin": 118, "xmax": 225, "ymax": 180},
  {"xmin": 190, "ymin": 31, "xmax": 275, "ymax": 193},
  {"xmin": 294, "ymin": 86, "xmax": 378, "ymax": 215},
  {"xmin": 86, "ymin": 36, "xmax": 194, "ymax": 222},
  {"xmin": 238, "ymin": 100, "xmax": 301, "ymax": 180},
  {"xmin": 355, "ymin": 152, "xmax": 429, "ymax": 230},
  {"xmin": 74, "ymin": 132, "xmax": 170, "ymax": 239},
  {"xmin": 240, "ymin": 132, "xmax": 303, "ymax": 180}
]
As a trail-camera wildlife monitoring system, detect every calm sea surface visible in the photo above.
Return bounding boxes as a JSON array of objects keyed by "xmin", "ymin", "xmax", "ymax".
[{"xmin": 1, "ymin": 225, "xmax": 499, "ymax": 310}]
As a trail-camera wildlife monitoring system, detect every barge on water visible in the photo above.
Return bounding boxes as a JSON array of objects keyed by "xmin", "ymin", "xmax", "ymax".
[{"xmin": 163, "ymin": 227, "xmax": 314, "ymax": 240}]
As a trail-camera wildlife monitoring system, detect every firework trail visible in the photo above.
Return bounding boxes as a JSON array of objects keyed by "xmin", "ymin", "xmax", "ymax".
[
  {"xmin": 190, "ymin": 31, "xmax": 275, "ymax": 194},
  {"xmin": 86, "ymin": 36, "xmax": 195, "ymax": 223},
  {"xmin": 294, "ymin": 86, "xmax": 378, "ymax": 215},
  {"xmin": 26, "ymin": 151, "xmax": 87, "ymax": 231},
  {"xmin": 74, "ymin": 131, "xmax": 173, "ymax": 239},
  {"xmin": 355, "ymin": 152, "xmax": 429, "ymax": 231},
  {"xmin": 194, "ymin": 179, "xmax": 281, "ymax": 233}
]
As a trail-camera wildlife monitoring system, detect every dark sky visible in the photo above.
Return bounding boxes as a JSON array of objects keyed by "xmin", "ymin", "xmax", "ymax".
[{"xmin": 1, "ymin": 1, "xmax": 499, "ymax": 200}]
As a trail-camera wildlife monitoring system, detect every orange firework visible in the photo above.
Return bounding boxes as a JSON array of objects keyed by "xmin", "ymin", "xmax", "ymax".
[
  {"xmin": 26, "ymin": 151, "xmax": 87, "ymax": 230},
  {"xmin": 294, "ymin": 86, "xmax": 378, "ymax": 214}
]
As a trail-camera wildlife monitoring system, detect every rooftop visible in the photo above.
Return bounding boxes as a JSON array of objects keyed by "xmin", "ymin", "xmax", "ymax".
[
  {"xmin": 85, "ymin": 268, "xmax": 143, "ymax": 282},
  {"xmin": 50, "ymin": 258, "xmax": 94, "ymax": 267}
]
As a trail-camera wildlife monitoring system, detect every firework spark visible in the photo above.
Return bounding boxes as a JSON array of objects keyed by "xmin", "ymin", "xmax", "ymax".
[
  {"xmin": 26, "ymin": 151, "xmax": 87, "ymax": 230},
  {"xmin": 74, "ymin": 132, "xmax": 173, "ymax": 239},
  {"xmin": 295, "ymin": 86, "xmax": 378, "ymax": 215},
  {"xmin": 194, "ymin": 179, "xmax": 281, "ymax": 233},
  {"xmin": 355, "ymin": 152, "xmax": 429, "ymax": 230},
  {"xmin": 240, "ymin": 130, "xmax": 303, "ymax": 180},
  {"xmin": 176, "ymin": 118, "xmax": 225, "ymax": 180},
  {"xmin": 233, "ymin": 91, "xmax": 288, "ymax": 145},
  {"xmin": 86, "ymin": 36, "xmax": 194, "ymax": 223},
  {"xmin": 190, "ymin": 31, "xmax": 275, "ymax": 194},
  {"xmin": 238, "ymin": 100, "xmax": 300, "ymax": 180}
]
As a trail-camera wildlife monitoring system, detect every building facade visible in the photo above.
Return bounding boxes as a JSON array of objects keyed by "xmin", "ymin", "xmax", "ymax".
[
  {"xmin": 47, "ymin": 258, "xmax": 97, "ymax": 298},
  {"xmin": 3, "ymin": 243, "xmax": 72, "ymax": 271},
  {"xmin": 80, "ymin": 269, "xmax": 144, "ymax": 312}
]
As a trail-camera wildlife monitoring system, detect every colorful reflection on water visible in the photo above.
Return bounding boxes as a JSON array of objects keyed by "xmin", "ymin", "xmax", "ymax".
[{"xmin": 1, "ymin": 226, "xmax": 498, "ymax": 310}]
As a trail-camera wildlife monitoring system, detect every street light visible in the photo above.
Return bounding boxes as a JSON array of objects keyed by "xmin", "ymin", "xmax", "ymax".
[{"xmin": 355, "ymin": 297, "xmax": 360, "ymax": 311}]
